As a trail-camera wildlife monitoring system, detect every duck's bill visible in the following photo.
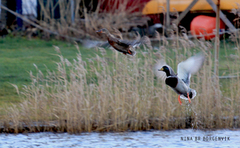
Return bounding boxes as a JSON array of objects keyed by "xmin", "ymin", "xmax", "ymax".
[
  {"xmin": 96, "ymin": 30, "xmax": 103, "ymax": 33},
  {"xmin": 158, "ymin": 68, "xmax": 164, "ymax": 71}
]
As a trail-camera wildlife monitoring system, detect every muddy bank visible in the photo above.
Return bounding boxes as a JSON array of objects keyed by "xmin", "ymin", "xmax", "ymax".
[{"xmin": 0, "ymin": 116, "xmax": 239, "ymax": 133}]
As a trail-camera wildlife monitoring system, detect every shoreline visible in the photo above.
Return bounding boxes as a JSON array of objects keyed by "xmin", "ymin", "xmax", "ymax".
[{"xmin": 1, "ymin": 116, "xmax": 239, "ymax": 133}]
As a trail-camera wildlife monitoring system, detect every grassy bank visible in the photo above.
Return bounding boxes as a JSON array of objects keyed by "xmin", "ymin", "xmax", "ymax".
[
  {"xmin": 0, "ymin": 37, "xmax": 96, "ymax": 108},
  {"xmin": 0, "ymin": 36, "xmax": 240, "ymax": 133}
]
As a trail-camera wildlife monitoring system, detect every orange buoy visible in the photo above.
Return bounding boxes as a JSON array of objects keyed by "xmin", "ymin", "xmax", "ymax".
[{"xmin": 190, "ymin": 15, "xmax": 225, "ymax": 40}]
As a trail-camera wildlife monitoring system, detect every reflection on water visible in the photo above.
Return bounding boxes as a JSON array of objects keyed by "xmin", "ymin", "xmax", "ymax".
[{"xmin": 0, "ymin": 129, "xmax": 239, "ymax": 147}]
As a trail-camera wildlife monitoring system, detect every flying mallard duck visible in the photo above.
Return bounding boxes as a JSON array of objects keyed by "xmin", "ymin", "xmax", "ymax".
[
  {"xmin": 155, "ymin": 53, "xmax": 205, "ymax": 105},
  {"xmin": 96, "ymin": 28, "xmax": 148, "ymax": 56}
]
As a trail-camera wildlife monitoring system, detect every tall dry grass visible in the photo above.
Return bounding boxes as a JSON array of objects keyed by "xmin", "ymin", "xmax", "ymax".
[{"xmin": 2, "ymin": 30, "xmax": 240, "ymax": 133}]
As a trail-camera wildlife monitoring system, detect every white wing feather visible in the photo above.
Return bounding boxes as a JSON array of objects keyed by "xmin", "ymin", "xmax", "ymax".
[
  {"xmin": 177, "ymin": 53, "xmax": 205, "ymax": 86},
  {"xmin": 154, "ymin": 59, "xmax": 167, "ymax": 80}
]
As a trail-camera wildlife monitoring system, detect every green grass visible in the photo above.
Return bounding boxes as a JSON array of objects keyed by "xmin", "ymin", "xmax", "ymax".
[{"xmin": 0, "ymin": 37, "xmax": 97, "ymax": 107}]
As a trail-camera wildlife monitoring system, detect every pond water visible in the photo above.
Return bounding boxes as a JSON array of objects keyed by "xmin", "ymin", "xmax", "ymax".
[{"xmin": 0, "ymin": 129, "xmax": 239, "ymax": 147}]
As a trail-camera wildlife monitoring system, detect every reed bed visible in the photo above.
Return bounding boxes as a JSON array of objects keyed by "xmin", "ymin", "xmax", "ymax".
[{"xmin": 1, "ymin": 30, "xmax": 240, "ymax": 133}]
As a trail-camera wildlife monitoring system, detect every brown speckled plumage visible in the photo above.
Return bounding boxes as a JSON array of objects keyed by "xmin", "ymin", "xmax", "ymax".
[{"xmin": 96, "ymin": 28, "xmax": 147, "ymax": 56}]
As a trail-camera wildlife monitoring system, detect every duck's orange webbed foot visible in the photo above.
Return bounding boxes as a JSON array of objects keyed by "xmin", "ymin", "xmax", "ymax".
[
  {"xmin": 178, "ymin": 95, "xmax": 182, "ymax": 105},
  {"xmin": 187, "ymin": 93, "xmax": 191, "ymax": 103}
]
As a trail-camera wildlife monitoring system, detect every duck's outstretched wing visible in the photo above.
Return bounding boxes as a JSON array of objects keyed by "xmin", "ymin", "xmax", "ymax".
[
  {"xmin": 82, "ymin": 40, "xmax": 109, "ymax": 49},
  {"xmin": 118, "ymin": 36, "xmax": 141, "ymax": 48},
  {"xmin": 177, "ymin": 53, "xmax": 205, "ymax": 86},
  {"xmin": 118, "ymin": 33, "xmax": 151, "ymax": 49},
  {"xmin": 130, "ymin": 35, "xmax": 151, "ymax": 49}
]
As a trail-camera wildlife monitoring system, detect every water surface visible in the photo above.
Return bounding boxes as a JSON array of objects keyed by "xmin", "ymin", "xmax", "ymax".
[{"xmin": 0, "ymin": 129, "xmax": 239, "ymax": 147}]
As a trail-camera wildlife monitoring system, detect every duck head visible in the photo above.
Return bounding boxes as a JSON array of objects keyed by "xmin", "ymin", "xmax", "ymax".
[
  {"xmin": 158, "ymin": 66, "xmax": 172, "ymax": 77},
  {"xmin": 96, "ymin": 28, "xmax": 110, "ymax": 35}
]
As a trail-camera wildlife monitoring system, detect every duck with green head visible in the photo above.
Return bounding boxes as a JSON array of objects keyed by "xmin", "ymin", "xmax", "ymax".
[{"xmin": 156, "ymin": 53, "xmax": 205, "ymax": 105}]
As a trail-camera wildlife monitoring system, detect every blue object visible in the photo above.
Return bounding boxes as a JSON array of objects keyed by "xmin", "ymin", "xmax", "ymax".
[{"xmin": 16, "ymin": 0, "xmax": 22, "ymax": 28}]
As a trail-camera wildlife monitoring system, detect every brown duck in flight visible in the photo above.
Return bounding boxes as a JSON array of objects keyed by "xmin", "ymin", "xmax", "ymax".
[
  {"xmin": 96, "ymin": 28, "xmax": 147, "ymax": 56},
  {"xmin": 155, "ymin": 53, "xmax": 205, "ymax": 105}
]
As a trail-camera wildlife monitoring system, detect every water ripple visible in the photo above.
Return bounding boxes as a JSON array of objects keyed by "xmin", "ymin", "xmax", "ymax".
[{"xmin": 0, "ymin": 129, "xmax": 239, "ymax": 148}]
